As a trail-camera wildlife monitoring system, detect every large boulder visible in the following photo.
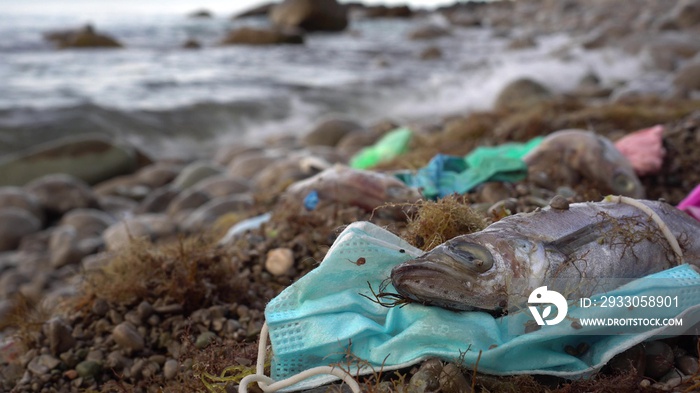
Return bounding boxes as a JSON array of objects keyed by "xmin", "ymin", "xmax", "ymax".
[
  {"xmin": 494, "ymin": 78, "xmax": 553, "ymax": 111},
  {"xmin": 673, "ymin": 61, "xmax": 700, "ymax": 97},
  {"xmin": 0, "ymin": 208, "xmax": 42, "ymax": 251},
  {"xmin": 233, "ymin": 2, "xmax": 275, "ymax": 19},
  {"xmin": 364, "ymin": 5, "xmax": 413, "ymax": 18},
  {"xmin": 24, "ymin": 174, "xmax": 98, "ymax": 218},
  {"xmin": 302, "ymin": 118, "xmax": 363, "ymax": 147},
  {"xmin": 45, "ymin": 24, "xmax": 122, "ymax": 49},
  {"xmin": 0, "ymin": 136, "xmax": 146, "ymax": 186},
  {"xmin": 221, "ymin": 27, "xmax": 304, "ymax": 45},
  {"xmin": 270, "ymin": 0, "xmax": 348, "ymax": 32}
]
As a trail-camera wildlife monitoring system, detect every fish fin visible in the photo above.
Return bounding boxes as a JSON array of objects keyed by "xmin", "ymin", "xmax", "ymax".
[{"xmin": 546, "ymin": 220, "xmax": 612, "ymax": 256}]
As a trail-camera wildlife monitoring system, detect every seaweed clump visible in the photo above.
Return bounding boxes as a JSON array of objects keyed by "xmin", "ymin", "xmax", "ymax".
[
  {"xmin": 404, "ymin": 195, "xmax": 488, "ymax": 251},
  {"xmin": 82, "ymin": 236, "xmax": 249, "ymax": 314}
]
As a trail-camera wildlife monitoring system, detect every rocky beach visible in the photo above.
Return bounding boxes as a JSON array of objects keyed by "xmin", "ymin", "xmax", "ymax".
[{"xmin": 1, "ymin": 0, "xmax": 700, "ymax": 392}]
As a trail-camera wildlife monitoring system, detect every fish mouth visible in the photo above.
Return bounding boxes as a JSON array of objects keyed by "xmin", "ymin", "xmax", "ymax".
[{"xmin": 391, "ymin": 244, "xmax": 497, "ymax": 311}]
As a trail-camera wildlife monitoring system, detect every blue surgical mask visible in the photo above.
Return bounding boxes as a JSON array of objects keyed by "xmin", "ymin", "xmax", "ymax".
[{"xmin": 249, "ymin": 222, "xmax": 700, "ymax": 392}]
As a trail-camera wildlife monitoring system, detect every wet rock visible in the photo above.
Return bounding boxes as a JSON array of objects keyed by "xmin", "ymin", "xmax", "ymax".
[
  {"xmin": 265, "ymin": 248, "xmax": 295, "ymax": 276},
  {"xmin": 48, "ymin": 317, "xmax": 76, "ymax": 356},
  {"xmin": 409, "ymin": 25, "xmax": 451, "ymax": 40},
  {"xmin": 673, "ymin": 61, "xmax": 700, "ymax": 97},
  {"xmin": 0, "ymin": 136, "xmax": 139, "ymax": 186},
  {"xmin": 508, "ymin": 35, "xmax": 536, "ymax": 50},
  {"xmin": 644, "ymin": 341, "xmax": 675, "ymax": 379},
  {"xmin": 27, "ymin": 354, "xmax": 61, "ymax": 375},
  {"xmin": 608, "ymin": 343, "xmax": 646, "ymax": 377},
  {"xmin": 195, "ymin": 331, "xmax": 218, "ymax": 349},
  {"xmin": 102, "ymin": 214, "xmax": 176, "ymax": 251},
  {"xmin": 228, "ymin": 151, "xmax": 280, "ymax": 180},
  {"xmin": 668, "ymin": 0, "xmax": 700, "ymax": 30},
  {"xmin": 112, "ymin": 322, "xmax": 145, "ymax": 352},
  {"xmin": 192, "ymin": 175, "xmax": 251, "ymax": 198},
  {"xmin": 105, "ymin": 351, "xmax": 130, "ymax": 371},
  {"xmin": 364, "ymin": 5, "xmax": 413, "ymax": 18},
  {"xmin": 188, "ymin": 9, "xmax": 212, "ymax": 18},
  {"xmin": 49, "ymin": 24, "xmax": 122, "ymax": 48},
  {"xmin": 549, "ymin": 195, "xmax": 570, "ymax": 210},
  {"xmin": 137, "ymin": 186, "xmax": 179, "ymax": 214},
  {"xmin": 494, "ymin": 78, "xmax": 552, "ymax": 111},
  {"xmin": 60, "ymin": 208, "xmax": 115, "ymax": 238},
  {"xmin": 234, "ymin": 2, "xmax": 275, "ymax": 19},
  {"xmin": 0, "ymin": 187, "xmax": 45, "ymax": 224},
  {"xmin": 183, "ymin": 39, "xmax": 201, "ymax": 49},
  {"xmin": 179, "ymin": 194, "xmax": 254, "ymax": 232},
  {"xmin": 222, "ymin": 27, "xmax": 304, "ymax": 45},
  {"xmin": 420, "ymin": 46, "xmax": 442, "ymax": 60},
  {"xmin": 98, "ymin": 195, "xmax": 138, "ymax": 218},
  {"xmin": 172, "ymin": 161, "xmax": 224, "ymax": 190},
  {"xmin": 136, "ymin": 301, "xmax": 155, "ymax": 322},
  {"xmin": 167, "ymin": 189, "xmax": 211, "ymax": 216},
  {"xmin": 0, "ymin": 208, "xmax": 42, "ymax": 251},
  {"xmin": 75, "ymin": 360, "xmax": 101, "ymax": 379},
  {"xmin": 408, "ymin": 358, "xmax": 442, "ymax": 393},
  {"xmin": 439, "ymin": 363, "xmax": 470, "ymax": 393},
  {"xmin": 49, "ymin": 226, "xmax": 84, "ymax": 268},
  {"xmin": 134, "ymin": 162, "xmax": 181, "ymax": 189},
  {"xmin": 302, "ymin": 118, "xmax": 363, "ymax": 147},
  {"xmin": 163, "ymin": 359, "xmax": 179, "ymax": 380},
  {"xmin": 675, "ymin": 355, "xmax": 699, "ymax": 375},
  {"xmin": 270, "ymin": 0, "xmax": 348, "ymax": 32},
  {"xmin": 25, "ymin": 174, "xmax": 97, "ymax": 217},
  {"xmin": 213, "ymin": 144, "xmax": 261, "ymax": 166}
]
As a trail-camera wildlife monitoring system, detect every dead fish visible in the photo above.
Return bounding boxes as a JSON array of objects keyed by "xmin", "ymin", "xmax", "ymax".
[
  {"xmin": 391, "ymin": 198, "xmax": 700, "ymax": 312},
  {"xmin": 524, "ymin": 130, "xmax": 644, "ymax": 198},
  {"xmin": 283, "ymin": 164, "xmax": 422, "ymax": 218}
]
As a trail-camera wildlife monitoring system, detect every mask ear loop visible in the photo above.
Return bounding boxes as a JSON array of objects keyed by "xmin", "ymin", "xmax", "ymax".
[
  {"xmin": 238, "ymin": 322, "xmax": 362, "ymax": 393},
  {"xmin": 603, "ymin": 195, "xmax": 684, "ymax": 264}
]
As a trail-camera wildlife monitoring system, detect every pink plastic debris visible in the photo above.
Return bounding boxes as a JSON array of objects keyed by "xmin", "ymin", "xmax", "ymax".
[
  {"xmin": 678, "ymin": 184, "xmax": 700, "ymax": 221},
  {"xmin": 614, "ymin": 125, "xmax": 665, "ymax": 176}
]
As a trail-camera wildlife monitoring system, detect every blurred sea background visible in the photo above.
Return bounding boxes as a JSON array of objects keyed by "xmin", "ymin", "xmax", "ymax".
[{"xmin": 0, "ymin": 0, "xmax": 669, "ymax": 159}]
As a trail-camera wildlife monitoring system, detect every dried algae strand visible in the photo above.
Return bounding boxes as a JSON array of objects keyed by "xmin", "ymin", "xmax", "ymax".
[{"xmin": 404, "ymin": 195, "xmax": 487, "ymax": 251}]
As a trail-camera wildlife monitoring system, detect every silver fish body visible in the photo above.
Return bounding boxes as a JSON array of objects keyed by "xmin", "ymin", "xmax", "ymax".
[{"xmin": 391, "ymin": 200, "xmax": 700, "ymax": 312}]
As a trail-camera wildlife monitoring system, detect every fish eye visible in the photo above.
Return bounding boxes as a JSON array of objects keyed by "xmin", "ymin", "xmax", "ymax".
[
  {"xmin": 450, "ymin": 242, "xmax": 494, "ymax": 273},
  {"xmin": 612, "ymin": 173, "xmax": 635, "ymax": 192}
]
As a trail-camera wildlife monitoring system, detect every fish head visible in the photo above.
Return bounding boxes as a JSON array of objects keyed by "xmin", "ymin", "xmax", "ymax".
[
  {"xmin": 596, "ymin": 136, "xmax": 645, "ymax": 198},
  {"xmin": 391, "ymin": 233, "xmax": 534, "ymax": 312}
]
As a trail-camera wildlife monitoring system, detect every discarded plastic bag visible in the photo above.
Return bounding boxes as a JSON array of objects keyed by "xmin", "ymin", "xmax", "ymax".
[
  {"xmin": 260, "ymin": 221, "xmax": 700, "ymax": 392},
  {"xmin": 349, "ymin": 127, "xmax": 412, "ymax": 169},
  {"xmin": 396, "ymin": 137, "xmax": 543, "ymax": 199}
]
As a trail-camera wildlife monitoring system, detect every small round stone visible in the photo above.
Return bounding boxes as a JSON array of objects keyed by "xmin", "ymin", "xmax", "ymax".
[
  {"xmin": 75, "ymin": 360, "xmax": 101, "ymax": 379},
  {"xmin": 549, "ymin": 195, "xmax": 570, "ymax": 210},
  {"xmin": 264, "ymin": 248, "xmax": 294, "ymax": 276},
  {"xmin": 644, "ymin": 341, "xmax": 675, "ymax": 379},
  {"xmin": 112, "ymin": 322, "xmax": 145, "ymax": 352},
  {"xmin": 163, "ymin": 359, "xmax": 179, "ymax": 380}
]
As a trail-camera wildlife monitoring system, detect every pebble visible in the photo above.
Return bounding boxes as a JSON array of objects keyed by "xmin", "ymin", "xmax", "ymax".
[
  {"xmin": 24, "ymin": 174, "xmax": 97, "ymax": 217},
  {"xmin": 27, "ymin": 354, "xmax": 61, "ymax": 375},
  {"xmin": 676, "ymin": 355, "xmax": 699, "ymax": 375},
  {"xmin": 549, "ymin": 195, "xmax": 570, "ymax": 210},
  {"xmin": 439, "ymin": 363, "xmax": 470, "ymax": 393},
  {"xmin": 0, "ymin": 208, "xmax": 42, "ymax": 251},
  {"xmin": 172, "ymin": 161, "xmax": 223, "ymax": 190},
  {"xmin": 48, "ymin": 317, "xmax": 76, "ymax": 356},
  {"xmin": 0, "ymin": 187, "xmax": 45, "ymax": 223},
  {"xmin": 608, "ymin": 343, "xmax": 645, "ymax": 377},
  {"xmin": 408, "ymin": 358, "xmax": 443, "ymax": 393},
  {"xmin": 86, "ymin": 349, "xmax": 105, "ymax": 363},
  {"xmin": 265, "ymin": 247, "xmax": 294, "ymax": 276},
  {"xmin": 105, "ymin": 350, "xmax": 130, "ymax": 371},
  {"xmin": 195, "ymin": 331, "xmax": 218, "ymax": 349},
  {"xmin": 49, "ymin": 226, "xmax": 82, "ymax": 268},
  {"xmin": 112, "ymin": 322, "xmax": 145, "ymax": 352},
  {"xmin": 91, "ymin": 298, "xmax": 110, "ymax": 317},
  {"xmin": 63, "ymin": 369, "xmax": 78, "ymax": 380},
  {"xmin": 163, "ymin": 359, "xmax": 178, "ymax": 380},
  {"xmin": 644, "ymin": 340, "xmax": 675, "ymax": 379},
  {"xmin": 137, "ymin": 301, "xmax": 155, "ymax": 321},
  {"xmin": 76, "ymin": 360, "xmax": 101, "ymax": 379}
]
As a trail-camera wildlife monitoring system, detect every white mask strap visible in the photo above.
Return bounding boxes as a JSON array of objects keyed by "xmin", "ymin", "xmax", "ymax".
[{"xmin": 237, "ymin": 322, "xmax": 362, "ymax": 393}]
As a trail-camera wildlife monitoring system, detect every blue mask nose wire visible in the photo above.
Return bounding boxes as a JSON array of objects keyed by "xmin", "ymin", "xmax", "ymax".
[{"xmin": 238, "ymin": 322, "xmax": 362, "ymax": 393}]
